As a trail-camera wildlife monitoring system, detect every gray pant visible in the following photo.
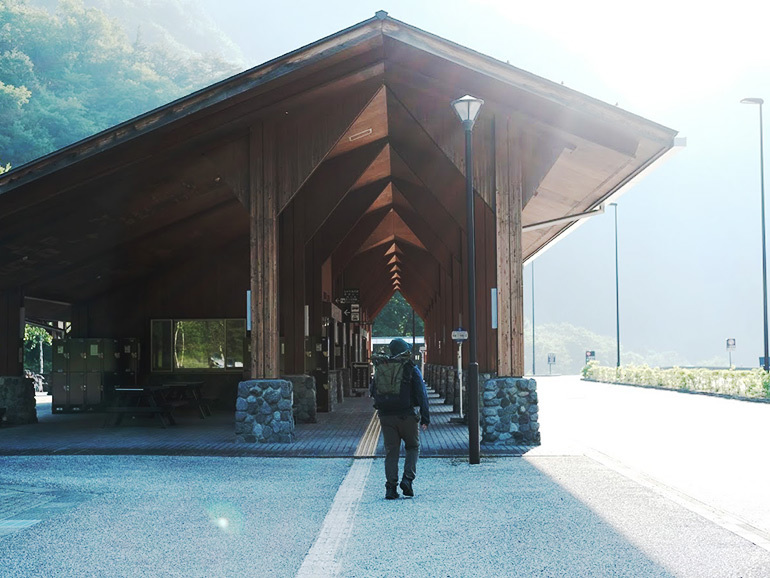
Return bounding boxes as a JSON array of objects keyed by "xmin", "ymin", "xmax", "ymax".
[{"xmin": 379, "ymin": 414, "xmax": 420, "ymax": 487}]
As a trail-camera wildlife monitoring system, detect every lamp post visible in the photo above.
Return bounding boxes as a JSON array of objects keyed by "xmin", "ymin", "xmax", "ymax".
[
  {"xmin": 610, "ymin": 202, "xmax": 620, "ymax": 367},
  {"xmin": 452, "ymin": 94, "xmax": 484, "ymax": 465},
  {"xmin": 531, "ymin": 262, "xmax": 536, "ymax": 375},
  {"xmin": 741, "ymin": 97, "xmax": 769, "ymax": 372}
]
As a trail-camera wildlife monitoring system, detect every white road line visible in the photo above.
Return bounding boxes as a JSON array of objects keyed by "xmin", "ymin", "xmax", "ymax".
[
  {"xmin": 585, "ymin": 448, "xmax": 770, "ymax": 552},
  {"xmin": 295, "ymin": 458, "xmax": 373, "ymax": 577}
]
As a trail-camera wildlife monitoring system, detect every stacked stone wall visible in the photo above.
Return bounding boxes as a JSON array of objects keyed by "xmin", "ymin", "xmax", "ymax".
[
  {"xmin": 329, "ymin": 370, "xmax": 344, "ymax": 405},
  {"xmin": 481, "ymin": 377, "xmax": 540, "ymax": 446},
  {"xmin": 283, "ymin": 374, "xmax": 316, "ymax": 424},
  {"xmin": 0, "ymin": 376, "xmax": 37, "ymax": 426},
  {"xmin": 235, "ymin": 379, "xmax": 295, "ymax": 443},
  {"xmin": 342, "ymin": 369, "xmax": 353, "ymax": 398}
]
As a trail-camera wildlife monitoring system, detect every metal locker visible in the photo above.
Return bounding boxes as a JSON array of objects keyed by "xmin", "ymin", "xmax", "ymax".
[
  {"xmin": 102, "ymin": 339, "xmax": 119, "ymax": 373},
  {"xmin": 85, "ymin": 372, "xmax": 102, "ymax": 406},
  {"xmin": 86, "ymin": 339, "xmax": 103, "ymax": 373},
  {"xmin": 51, "ymin": 372, "xmax": 68, "ymax": 413},
  {"xmin": 68, "ymin": 339, "xmax": 87, "ymax": 373},
  {"xmin": 68, "ymin": 372, "xmax": 86, "ymax": 407}
]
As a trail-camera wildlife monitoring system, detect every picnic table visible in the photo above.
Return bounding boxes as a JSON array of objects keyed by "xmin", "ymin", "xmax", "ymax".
[
  {"xmin": 102, "ymin": 385, "xmax": 181, "ymax": 428},
  {"xmin": 163, "ymin": 381, "xmax": 210, "ymax": 419}
]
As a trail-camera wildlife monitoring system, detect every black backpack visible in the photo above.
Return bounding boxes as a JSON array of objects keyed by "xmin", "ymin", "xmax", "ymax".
[{"xmin": 373, "ymin": 358, "xmax": 414, "ymax": 412}]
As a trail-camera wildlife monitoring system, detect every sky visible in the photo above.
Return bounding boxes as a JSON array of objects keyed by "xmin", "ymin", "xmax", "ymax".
[{"xmin": 99, "ymin": 0, "xmax": 770, "ymax": 368}]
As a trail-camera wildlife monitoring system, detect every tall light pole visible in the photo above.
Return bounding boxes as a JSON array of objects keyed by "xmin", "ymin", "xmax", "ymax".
[
  {"xmin": 611, "ymin": 202, "xmax": 620, "ymax": 367},
  {"xmin": 741, "ymin": 97, "xmax": 769, "ymax": 371},
  {"xmin": 452, "ymin": 94, "xmax": 484, "ymax": 465},
  {"xmin": 531, "ymin": 262, "xmax": 536, "ymax": 376}
]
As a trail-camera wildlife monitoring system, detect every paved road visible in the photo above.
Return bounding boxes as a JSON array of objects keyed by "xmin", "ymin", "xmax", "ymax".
[
  {"xmin": 2, "ymin": 380, "xmax": 770, "ymax": 576},
  {"xmin": 534, "ymin": 375, "xmax": 770, "ymax": 538}
]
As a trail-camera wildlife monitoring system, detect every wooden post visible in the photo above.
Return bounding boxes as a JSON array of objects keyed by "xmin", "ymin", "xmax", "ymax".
[
  {"xmin": 250, "ymin": 123, "xmax": 280, "ymax": 378},
  {"xmin": 0, "ymin": 288, "xmax": 23, "ymax": 376},
  {"xmin": 495, "ymin": 116, "xmax": 525, "ymax": 377}
]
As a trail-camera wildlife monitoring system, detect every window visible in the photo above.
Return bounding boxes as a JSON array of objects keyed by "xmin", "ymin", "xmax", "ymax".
[{"xmin": 151, "ymin": 319, "xmax": 246, "ymax": 372}]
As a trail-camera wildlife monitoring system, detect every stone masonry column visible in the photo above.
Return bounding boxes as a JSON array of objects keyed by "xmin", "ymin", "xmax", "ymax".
[
  {"xmin": 481, "ymin": 377, "xmax": 540, "ymax": 446},
  {"xmin": 236, "ymin": 379, "xmax": 294, "ymax": 443}
]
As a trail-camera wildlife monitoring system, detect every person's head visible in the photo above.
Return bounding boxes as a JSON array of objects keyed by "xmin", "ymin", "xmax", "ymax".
[{"xmin": 388, "ymin": 338, "xmax": 411, "ymax": 358}]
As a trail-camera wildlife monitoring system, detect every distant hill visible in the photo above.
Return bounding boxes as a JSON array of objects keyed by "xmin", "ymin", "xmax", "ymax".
[
  {"xmin": 29, "ymin": 0, "xmax": 244, "ymax": 64},
  {"xmin": 1, "ymin": 0, "xmax": 240, "ymax": 167}
]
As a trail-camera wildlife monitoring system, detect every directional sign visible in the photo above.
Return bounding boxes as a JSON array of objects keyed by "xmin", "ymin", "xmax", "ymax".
[
  {"xmin": 547, "ymin": 353, "xmax": 556, "ymax": 364},
  {"xmin": 451, "ymin": 328, "xmax": 468, "ymax": 342},
  {"xmin": 337, "ymin": 288, "xmax": 360, "ymax": 305}
]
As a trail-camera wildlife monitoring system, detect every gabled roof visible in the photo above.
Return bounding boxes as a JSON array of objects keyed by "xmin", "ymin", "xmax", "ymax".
[{"xmin": 0, "ymin": 12, "xmax": 677, "ymax": 314}]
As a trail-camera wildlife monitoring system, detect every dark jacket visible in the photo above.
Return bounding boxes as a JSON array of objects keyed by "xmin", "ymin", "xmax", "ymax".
[{"xmin": 370, "ymin": 363, "xmax": 431, "ymax": 426}]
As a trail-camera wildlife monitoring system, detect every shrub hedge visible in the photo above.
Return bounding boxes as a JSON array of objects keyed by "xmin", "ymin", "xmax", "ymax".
[{"xmin": 582, "ymin": 362, "xmax": 770, "ymax": 400}]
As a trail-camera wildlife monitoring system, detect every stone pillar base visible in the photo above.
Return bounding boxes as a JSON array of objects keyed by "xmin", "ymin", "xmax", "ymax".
[
  {"xmin": 283, "ymin": 374, "xmax": 316, "ymax": 424},
  {"xmin": 481, "ymin": 377, "xmax": 540, "ymax": 446},
  {"xmin": 236, "ymin": 379, "xmax": 295, "ymax": 443},
  {"xmin": 0, "ymin": 376, "xmax": 37, "ymax": 426}
]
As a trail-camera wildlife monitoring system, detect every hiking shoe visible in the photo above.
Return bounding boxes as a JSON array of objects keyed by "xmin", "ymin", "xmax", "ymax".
[
  {"xmin": 385, "ymin": 485, "xmax": 399, "ymax": 500},
  {"xmin": 399, "ymin": 478, "xmax": 414, "ymax": 498}
]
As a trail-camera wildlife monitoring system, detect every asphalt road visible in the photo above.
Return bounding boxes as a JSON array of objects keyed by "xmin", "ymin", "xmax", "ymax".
[
  {"xmin": 534, "ymin": 375, "xmax": 770, "ymax": 538},
  {"xmin": 2, "ymin": 379, "xmax": 770, "ymax": 576}
]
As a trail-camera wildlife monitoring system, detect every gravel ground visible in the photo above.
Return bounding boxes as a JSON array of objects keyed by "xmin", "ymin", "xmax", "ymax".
[
  {"xmin": 2, "ymin": 454, "xmax": 770, "ymax": 577},
  {"xmin": 0, "ymin": 456, "xmax": 350, "ymax": 577},
  {"xmin": 341, "ymin": 456, "xmax": 770, "ymax": 578}
]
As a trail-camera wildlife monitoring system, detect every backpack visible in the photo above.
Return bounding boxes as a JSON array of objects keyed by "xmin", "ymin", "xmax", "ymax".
[{"xmin": 373, "ymin": 358, "xmax": 414, "ymax": 412}]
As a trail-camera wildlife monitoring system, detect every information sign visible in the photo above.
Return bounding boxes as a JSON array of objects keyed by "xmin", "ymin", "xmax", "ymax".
[{"xmin": 451, "ymin": 328, "xmax": 468, "ymax": 342}]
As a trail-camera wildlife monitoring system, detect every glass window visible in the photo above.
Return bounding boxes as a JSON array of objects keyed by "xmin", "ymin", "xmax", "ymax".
[
  {"xmin": 225, "ymin": 320, "xmax": 246, "ymax": 368},
  {"xmin": 151, "ymin": 318, "xmax": 246, "ymax": 372}
]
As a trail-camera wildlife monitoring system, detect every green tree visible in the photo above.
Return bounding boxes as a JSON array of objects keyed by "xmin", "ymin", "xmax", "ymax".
[
  {"xmin": 0, "ymin": 0, "xmax": 239, "ymax": 167},
  {"xmin": 373, "ymin": 292, "xmax": 424, "ymax": 337},
  {"xmin": 24, "ymin": 324, "xmax": 53, "ymax": 374}
]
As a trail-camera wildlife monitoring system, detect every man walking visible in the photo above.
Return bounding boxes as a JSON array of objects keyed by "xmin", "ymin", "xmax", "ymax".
[{"xmin": 370, "ymin": 338, "xmax": 430, "ymax": 499}]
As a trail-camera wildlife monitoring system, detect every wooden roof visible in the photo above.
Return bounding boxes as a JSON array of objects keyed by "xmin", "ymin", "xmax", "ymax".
[{"xmin": 0, "ymin": 11, "xmax": 677, "ymax": 318}]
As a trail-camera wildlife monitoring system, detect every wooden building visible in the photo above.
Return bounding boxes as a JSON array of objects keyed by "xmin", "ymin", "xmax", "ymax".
[{"xmin": 0, "ymin": 12, "xmax": 677, "ymax": 408}]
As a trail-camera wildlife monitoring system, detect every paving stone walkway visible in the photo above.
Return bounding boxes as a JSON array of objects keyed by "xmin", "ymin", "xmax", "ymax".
[{"xmin": 0, "ymin": 391, "xmax": 532, "ymax": 457}]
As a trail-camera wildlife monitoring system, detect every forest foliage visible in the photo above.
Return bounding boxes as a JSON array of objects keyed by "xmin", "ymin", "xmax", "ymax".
[
  {"xmin": 373, "ymin": 292, "xmax": 424, "ymax": 337},
  {"xmin": 0, "ymin": 0, "xmax": 239, "ymax": 167}
]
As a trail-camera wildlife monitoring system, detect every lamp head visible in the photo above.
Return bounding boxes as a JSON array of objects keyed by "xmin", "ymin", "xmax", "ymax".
[
  {"xmin": 451, "ymin": 95, "xmax": 484, "ymax": 130},
  {"xmin": 741, "ymin": 97, "xmax": 764, "ymax": 106}
]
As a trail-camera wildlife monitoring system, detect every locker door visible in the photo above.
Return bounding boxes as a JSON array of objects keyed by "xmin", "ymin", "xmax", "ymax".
[
  {"xmin": 52, "ymin": 340, "xmax": 69, "ymax": 373},
  {"xmin": 102, "ymin": 339, "xmax": 118, "ymax": 373},
  {"xmin": 68, "ymin": 339, "xmax": 87, "ymax": 373},
  {"xmin": 51, "ymin": 372, "xmax": 68, "ymax": 412},
  {"xmin": 86, "ymin": 339, "xmax": 103, "ymax": 373},
  {"xmin": 85, "ymin": 372, "xmax": 102, "ymax": 406},
  {"xmin": 68, "ymin": 372, "xmax": 86, "ymax": 406}
]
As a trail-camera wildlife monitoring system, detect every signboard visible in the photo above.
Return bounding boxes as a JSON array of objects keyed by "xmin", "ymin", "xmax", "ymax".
[
  {"xmin": 337, "ymin": 288, "xmax": 360, "ymax": 305},
  {"xmin": 350, "ymin": 303, "xmax": 360, "ymax": 322},
  {"xmin": 547, "ymin": 353, "xmax": 556, "ymax": 364},
  {"xmin": 451, "ymin": 328, "xmax": 468, "ymax": 342},
  {"xmin": 585, "ymin": 350, "xmax": 596, "ymax": 363},
  {"xmin": 726, "ymin": 338, "xmax": 736, "ymax": 351}
]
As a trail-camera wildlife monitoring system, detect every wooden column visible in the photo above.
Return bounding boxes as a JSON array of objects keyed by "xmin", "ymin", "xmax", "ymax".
[
  {"xmin": 0, "ymin": 288, "xmax": 23, "ymax": 376},
  {"xmin": 495, "ymin": 116, "xmax": 525, "ymax": 377},
  {"xmin": 250, "ymin": 123, "xmax": 280, "ymax": 378}
]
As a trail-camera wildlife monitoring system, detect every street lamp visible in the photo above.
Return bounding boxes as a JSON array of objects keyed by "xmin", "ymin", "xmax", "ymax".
[
  {"xmin": 610, "ymin": 203, "xmax": 620, "ymax": 367},
  {"xmin": 531, "ymin": 262, "xmax": 536, "ymax": 376},
  {"xmin": 741, "ymin": 97, "xmax": 769, "ymax": 371},
  {"xmin": 452, "ymin": 94, "xmax": 483, "ymax": 465}
]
